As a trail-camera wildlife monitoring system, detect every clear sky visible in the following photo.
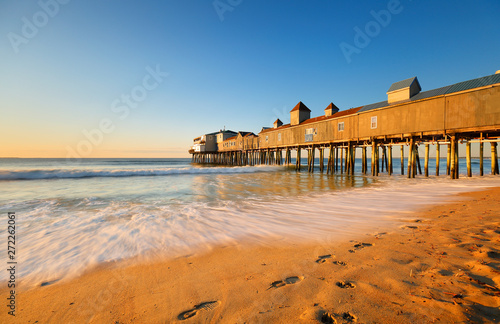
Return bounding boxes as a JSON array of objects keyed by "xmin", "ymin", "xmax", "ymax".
[{"xmin": 1, "ymin": 0, "xmax": 499, "ymax": 158}]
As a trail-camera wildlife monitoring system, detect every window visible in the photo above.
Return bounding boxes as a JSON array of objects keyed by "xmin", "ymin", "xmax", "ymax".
[
  {"xmin": 266, "ymin": 136, "xmax": 269, "ymax": 142},
  {"xmin": 338, "ymin": 122, "xmax": 344, "ymax": 132},
  {"xmin": 371, "ymin": 116, "xmax": 378, "ymax": 129},
  {"xmin": 305, "ymin": 128, "xmax": 315, "ymax": 142},
  {"xmin": 278, "ymin": 133, "xmax": 281, "ymax": 141}
]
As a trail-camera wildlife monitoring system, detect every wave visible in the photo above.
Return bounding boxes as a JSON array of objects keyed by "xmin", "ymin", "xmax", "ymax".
[{"xmin": 0, "ymin": 165, "xmax": 280, "ymax": 180}]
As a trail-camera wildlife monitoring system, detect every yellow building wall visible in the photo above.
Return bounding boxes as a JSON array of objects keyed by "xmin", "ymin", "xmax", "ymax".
[{"xmin": 445, "ymin": 86, "xmax": 500, "ymax": 130}]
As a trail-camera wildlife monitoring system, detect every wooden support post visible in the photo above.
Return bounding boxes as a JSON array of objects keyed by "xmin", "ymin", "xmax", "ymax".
[
  {"xmin": 380, "ymin": 146, "xmax": 385, "ymax": 172},
  {"xmin": 450, "ymin": 137, "xmax": 456, "ymax": 179},
  {"xmin": 411, "ymin": 139, "xmax": 417, "ymax": 178},
  {"xmin": 362, "ymin": 146, "xmax": 366, "ymax": 174},
  {"xmin": 384, "ymin": 146, "xmax": 388, "ymax": 172},
  {"xmin": 335, "ymin": 147, "xmax": 339, "ymax": 172},
  {"xmin": 297, "ymin": 147, "xmax": 301, "ymax": 171},
  {"xmin": 319, "ymin": 148, "xmax": 324, "ymax": 172},
  {"xmin": 424, "ymin": 144, "xmax": 429, "ymax": 177},
  {"xmin": 307, "ymin": 148, "xmax": 311, "ymax": 172},
  {"xmin": 400, "ymin": 145, "xmax": 404, "ymax": 175},
  {"xmin": 371, "ymin": 141, "xmax": 375, "ymax": 176},
  {"xmin": 388, "ymin": 145, "xmax": 393, "ymax": 175},
  {"xmin": 447, "ymin": 144, "xmax": 451, "ymax": 175},
  {"xmin": 351, "ymin": 144, "xmax": 355, "ymax": 175},
  {"xmin": 311, "ymin": 146, "xmax": 316, "ymax": 173},
  {"xmin": 416, "ymin": 146, "xmax": 422, "ymax": 175},
  {"xmin": 466, "ymin": 141, "xmax": 472, "ymax": 177},
  {"xmin": 341, "ymin": 146, "xmax": 344, "ymax": 174},
  {"xmin": 436, "ymin": 143, "xmax": 440, "ymax": 176},
  {"xmin": 455, "ymin": 139, "xmax": 460, "ymax": 179},
  {"xmin": 492, "ymin": 142, "xmax": 499, "ymax": 175},
  {"xmin": 375, "ymin": 142, "xmax": 379, "ymax": 176},
  {"xmin": 345, "ymin": 144, "xmax": 350, "ymax": 174},
  {"xmin": 495, "ymin": 142, "xmax": 500, "ymax": 174},
  {"xmin": 479, "ymin": 141, "xmax": 484, "ymax": 176},
  {"xmin": 344, "ymin": 147, "xmax": 348, "ymax": 174},
  {"xmin": 327, "ymin": 145, "xmax": 332, "ymax": 174},
  {"xmin": 407, "ymin": 141, "xmax": 413, "ymax": 178}
]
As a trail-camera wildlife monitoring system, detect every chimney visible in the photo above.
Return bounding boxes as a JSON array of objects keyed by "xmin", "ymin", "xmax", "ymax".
[
  {"xmin": 324, "ymin": 103, "xmax": 340, "ymax": 117},
  {"xmin": 273, "ymin": 119, "xmax": 283, "ymax": 129},
  {"xmin": 290, "ymin": 101, "xmax": 311, "ymax": 126},
  {"xmin": 387, "ymin": 77, "xmax": 421, "ymax": 104}
]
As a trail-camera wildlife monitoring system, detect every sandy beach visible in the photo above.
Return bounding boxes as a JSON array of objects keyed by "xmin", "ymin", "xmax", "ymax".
[{"xmin": 4, "ymin": 187, "xmax": 500, "ymax": 323}]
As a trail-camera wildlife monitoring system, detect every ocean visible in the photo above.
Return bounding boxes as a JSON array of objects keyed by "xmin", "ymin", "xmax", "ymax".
[{"xmin": 0, "ymin": 157, "xmax": 498, "ymax": 287}]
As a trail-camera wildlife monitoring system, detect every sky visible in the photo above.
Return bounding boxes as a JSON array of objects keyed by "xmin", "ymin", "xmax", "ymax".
[{"xmin": 1, "ymin": 0, "xmax": 499, "ymax": 158}]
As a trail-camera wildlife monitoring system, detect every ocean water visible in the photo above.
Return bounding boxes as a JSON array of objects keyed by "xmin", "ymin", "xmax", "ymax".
[{"xmin": 0, "ymin": 157, "xmax": 498, "ymax": 287}]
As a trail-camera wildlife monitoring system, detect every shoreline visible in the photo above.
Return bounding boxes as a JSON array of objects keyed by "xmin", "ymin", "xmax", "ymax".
[{"xmin": 3, "ymin": 187, "xmax": 500, "ymax": 323}]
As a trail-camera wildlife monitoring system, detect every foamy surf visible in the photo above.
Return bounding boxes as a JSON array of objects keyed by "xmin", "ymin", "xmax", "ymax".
[
  {"xmin": 0, "ymin": 172, "xmax": 497, "ymax": 288},
  {"xmin": 0, "ymin": 165, "xmax": 280, "ymax": 180}
]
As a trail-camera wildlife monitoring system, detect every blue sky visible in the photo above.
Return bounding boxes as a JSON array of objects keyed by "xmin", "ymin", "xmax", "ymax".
[{"xmin": 1, "ymin": 0, "xmax": 499, "ymax": 157}]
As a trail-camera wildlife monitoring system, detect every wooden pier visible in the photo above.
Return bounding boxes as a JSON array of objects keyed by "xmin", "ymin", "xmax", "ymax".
[{"xmin": 190, "ymin": 73, "xmax": 500, "ymax": 179}]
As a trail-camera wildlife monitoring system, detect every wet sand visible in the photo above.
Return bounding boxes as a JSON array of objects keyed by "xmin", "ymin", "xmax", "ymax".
[{"xmin": 3, "ymin": 187, "xmax": 500, "ymax": 323}]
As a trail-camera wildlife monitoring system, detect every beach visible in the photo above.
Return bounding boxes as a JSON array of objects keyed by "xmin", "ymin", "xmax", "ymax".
[{"xmin": 4, "ymin": 186, "xmax": 499, "ymax": 323}]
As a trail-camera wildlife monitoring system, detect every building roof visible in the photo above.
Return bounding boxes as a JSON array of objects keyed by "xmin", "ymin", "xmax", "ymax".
[
  {"xmin": 259, "ymin": 107, "xmax": 362, "ymax": 132},
  {"xmin": 361, "ymin": 73, "xmax": 500, "ymax": 113},
  {"xmin": 218, "ymin": 130, "xmax": 237, "ymax": 135},
  {"xmin": 260, "ymin": 124, "xmax": 291, "ymax": 134},
  {"xmin": 324, "ymin": 102, "xmax": 339, "ymax": 111},
  {"xmin": 445, "ymin": 74, "xmax": 500, "ymax": 94},
  {"xmin": 225, "ymin": 136, "xmax": 237, "ymax": 141},
  {"xmin": 410, "ymin": 85, "xmax": 451, "ymax": 101},
  {"xmin": 290, "ymin": 101, "xmax": 311, "ymax": 112},
  {"xmin": 237, "ymin": 131, "xmax": 253, "ymax": 137},
  {"xmin": 387, "ymin": 76, "xmax": 420, "ymax": 92},
  {"xmin": 274, "ymin": 118, "xmax": 283, "ymax": 124}
]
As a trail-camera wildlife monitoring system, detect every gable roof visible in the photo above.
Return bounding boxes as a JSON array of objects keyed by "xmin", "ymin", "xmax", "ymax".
[
  {"xmin": 324, "ymin": 102, "xmax": 339, "ymax": 111},
  {"xmin": 387, "ymin": 77, "xmax": 420, "ymax": 92},
  {"xmin": 290, "ymin": 101, "xmax": 311, "ymax": 112}
]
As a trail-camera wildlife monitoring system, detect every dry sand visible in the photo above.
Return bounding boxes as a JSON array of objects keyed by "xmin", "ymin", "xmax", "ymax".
[{"xmin": 3, "ymin": 187, "xmax": 500, "ymax": 323}]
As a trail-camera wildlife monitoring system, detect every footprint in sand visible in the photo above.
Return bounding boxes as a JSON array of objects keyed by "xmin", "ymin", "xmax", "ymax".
[
  {"xmin": 268, "ymin": 276, "xmax": 304, "ymax": 290},
  {"xmin": 342, "ymin": 311, "xmax": 357, "ymax": 322},
  {"xmin": 316, "ymin": 254, "xmax": 333, "ymax": 263},
  {"xmin": 333, "ymin": 261, "xmax": 347, "ymax": 266},
  {"xmin": 320, "ymin": 311, "xmax": 337, "ymax": 323},
  {"xmin": 336, "ymin": 281, "xmax": 355, "ymax": 289},
  {"xmin": 177, "ymin": 301, "xmax": 220, "ymax": 321},
  {"xmin": 349, "ymin": 242, "xmax": 373, "ymax": 253}
]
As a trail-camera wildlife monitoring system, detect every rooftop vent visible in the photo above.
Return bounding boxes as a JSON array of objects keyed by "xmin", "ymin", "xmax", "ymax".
[
  {"xmin": 387, "ymin": 77, "xmax": 421, "ymax": 104},
  {"xmin": 273, "ymin": 118, "xmax": 283, "ymax": 129},
  {"xmin": 290, "ymin": 101, "xmax": 311, "ymax": 126},
  {"xmin": 324, "ymin": 103, "xmax": 340, "ymax": 117}
]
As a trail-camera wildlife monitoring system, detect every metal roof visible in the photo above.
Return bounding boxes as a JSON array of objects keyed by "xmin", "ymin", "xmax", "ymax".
[
  {"xmin": 387, "ymin": 77, "xmax": 420, "ymax": 92},
  {"xmin": 445, "ymin": 74, "xmax": 500, "ymax": 94},
  {"xmin": 360, "ymin": 73, "xmax": 500, "ymax": 113},
  {"xmin": 358, "ymin": 100, "xmax": 389, "ymax": 113},
  {"xmin": 410, "ymin": 85, "xmax": 451, "ymax": 101}
]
